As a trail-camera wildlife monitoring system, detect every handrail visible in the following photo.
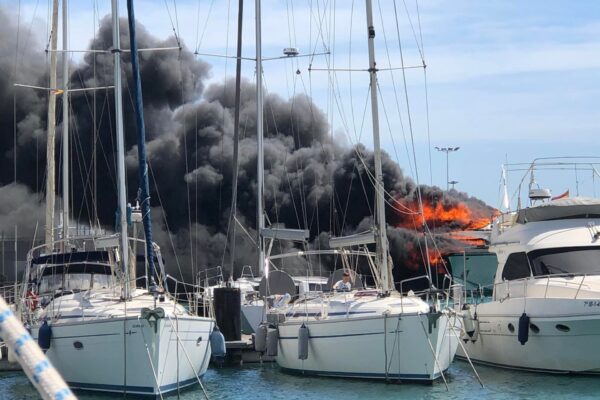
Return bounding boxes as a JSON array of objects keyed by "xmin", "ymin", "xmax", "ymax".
[
  {"xmin": 398, "ymin": 274, "xmax": 432, "ymax": 296},
  {"xmin": 266, "ymin": 249, "xmax": 376, "ymax": 261},
  {"xmin": 466, "ymin": 273, "xmax": 598, "ymax": 304}
]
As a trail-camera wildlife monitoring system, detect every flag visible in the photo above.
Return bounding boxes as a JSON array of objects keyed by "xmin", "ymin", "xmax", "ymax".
[
  {"xmin": 551, "ymin": 190, "xmax": 569, "ymax": 201},
  {"xmin": 501, "ymin": 165, "xmax": 510, "ymax": 211}
]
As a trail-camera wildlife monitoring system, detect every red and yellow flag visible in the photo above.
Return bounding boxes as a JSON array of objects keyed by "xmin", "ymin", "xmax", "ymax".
[{"xmin": 551, "ymin": 190, "xmax": 569, "ymax": 201}]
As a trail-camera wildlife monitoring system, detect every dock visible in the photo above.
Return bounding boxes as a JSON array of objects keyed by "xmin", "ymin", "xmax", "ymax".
[
  {"xmin": 215, "ymin": 334, "xmax": 274, "ymax": 365},
  {"xmin": 0, "ymin": 359, "xmax": 21, "ymax": 372}
]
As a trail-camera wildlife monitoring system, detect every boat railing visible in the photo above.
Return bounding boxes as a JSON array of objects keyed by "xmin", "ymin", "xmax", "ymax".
[
  {"xmin": 198, "ymin": 266, "xmax": 224, "ymax": 288},
  {"xmin": 164, "ymin": 274, "xmax": 212, "ymax": 318},
  {"xmin": 239, "ymin": 265, "xmax": 255, "ymax": 279},
  {"xmin": 398, "ymin": 275, "xmax": 433, "ymax": 314},
  {"xmin": 465, "ymin": 273, "xmax": 600, "ymax": 304},
  {"xmin": 0, "ymin": 283, "xmax": 21, "ymax": 306}
]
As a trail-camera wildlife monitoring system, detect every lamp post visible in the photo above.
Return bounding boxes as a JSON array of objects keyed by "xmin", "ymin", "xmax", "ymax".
[
  {"xmin": 435, "ymin": 146, "xmax": 460, "ymax": 191},
  {"xmin": 448, "ymin": 180, "xmax": 459, "ymax": 190}
]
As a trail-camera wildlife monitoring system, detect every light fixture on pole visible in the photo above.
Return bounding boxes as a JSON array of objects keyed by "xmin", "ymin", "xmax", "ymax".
[
  {"xmin": 448, "ymin": 180, "xmax": 459, "ymax": 190},
  {"xmin": 435, "ymin": 146, "xmax": 460, "ymax": 191}
]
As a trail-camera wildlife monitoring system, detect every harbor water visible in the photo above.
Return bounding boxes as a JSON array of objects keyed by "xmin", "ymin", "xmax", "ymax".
[{"xmin": 1, "ymin": 361, "xmax": 599, "ymax": 399}]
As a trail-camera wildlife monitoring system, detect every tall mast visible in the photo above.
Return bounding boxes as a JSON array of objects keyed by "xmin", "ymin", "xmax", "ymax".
[
  {"xmin": 229, "ymin": 0, "xmax": 244, "ymax": 277},
  {"xmin": 127, "ymin": 0, "xmax": 157, "ymax": 290},
  {"xmin": 111, "ymin": 0, "xmax": 130, "ymax": 299},
  {"xmin": 365, "ymin": 0, "xmax": 392, "ymax": 292},
  {"xmin": 255, "ymin": 0, "xmax": 265, "ymax": 276},
  {"xmin": 61, "ymin": 0, "xmax": 70, "ymax": 242},
  {"xmin": 45, "ymin": 0, "xmax": 59, "ymax": 252}
]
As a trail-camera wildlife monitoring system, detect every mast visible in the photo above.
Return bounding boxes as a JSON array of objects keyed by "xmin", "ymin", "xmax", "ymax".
[
  {"xmin": 255, "ymin": 0, "xmax": 265, "ymax": 276},
  {"xmin": 229, "ymin": 0, "xmax": 244, "ymax": 277},
  {"xmin": 111, "ymin": 0, "xmax": 130, "ymax": 299},
  {"xmin": 365, "ymin": 0, "xmax": 392, "ymax": 292},
  {"xmin": 45, "ymin": 0, "xmax": 59, "ymax": 252},
  {"xmin": 127, "ymin": 0, "xmax": 157, "ymax": 291},
  {"xmin": 61, "ymin": 0, "xmax": 69, "ymax": 243}
]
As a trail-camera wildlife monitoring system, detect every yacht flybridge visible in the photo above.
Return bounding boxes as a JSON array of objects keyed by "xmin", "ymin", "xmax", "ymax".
[{"xmin": 458, "ymin": 158, "xmax": 600, "ymax": 373}]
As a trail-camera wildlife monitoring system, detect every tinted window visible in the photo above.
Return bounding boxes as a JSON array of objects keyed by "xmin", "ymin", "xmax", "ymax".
[
  {"xmin": 502, "ymin": 252, "xmax": 531, "ymax": 280},
  {"xmin": 529, "ymin": 247, "xmax": 600, "ymax": 276}
]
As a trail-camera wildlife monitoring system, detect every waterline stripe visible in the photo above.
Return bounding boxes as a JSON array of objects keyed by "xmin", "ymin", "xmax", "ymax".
[
  {"xmin": 67, "ymin": 376, "xmax": 201, "ymax": 395},
  {"xmin": 280, "ymin": 367, "xmax": 445, "ymax": 381}
]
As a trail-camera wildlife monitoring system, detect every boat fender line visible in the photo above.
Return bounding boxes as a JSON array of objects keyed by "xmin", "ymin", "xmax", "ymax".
[
  {"xmin": 209, "ymin": 326, "xmax": 226, "ymax": 358},
  {"xmin": 38, "ymin": 320, "xmax": 52, "ymax": 352},
  {"xmin": 0, "ymin": 297, "xmax": 75, "ymax": 400},
  {"xmin": 518, "ymin": 312, "xmax": 529, "ymax": 345},
  {"xmin": 298, "ymin": 323, "xmax": 309, "ymax": 360},
  {"xmin": 254, "ymin": 323, "xmax": 268, "ymax": 352},
  {"xmin": 266, "ymin": 327, "xmax": 279, "ymax": 357}
]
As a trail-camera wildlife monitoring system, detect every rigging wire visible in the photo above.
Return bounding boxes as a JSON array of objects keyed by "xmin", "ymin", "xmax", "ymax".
[{"xmin": 375, "ymin": 0, "xmax": 414, "ymax": 179}]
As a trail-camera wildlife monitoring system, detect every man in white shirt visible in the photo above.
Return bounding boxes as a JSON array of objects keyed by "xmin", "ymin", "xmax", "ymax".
[{"xmin": 333, "ymin": 271, "xmax": 352, "ymax": 292}]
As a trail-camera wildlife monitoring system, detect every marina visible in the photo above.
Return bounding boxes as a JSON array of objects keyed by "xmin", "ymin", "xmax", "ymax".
[
  {"xmin": 1, "ymin": 0, "xmax": 600, "ymax": 398},
  {"xmin": 3, "ymin": 361, "xmax": 600, "ymax": 399}
]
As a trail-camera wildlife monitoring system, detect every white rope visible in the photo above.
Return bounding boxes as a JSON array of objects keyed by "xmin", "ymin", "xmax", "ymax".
[
  {"xmin": 0, "ymin": 297, "xmax": 76, "ymax": 400},
  {"xmin": 166, "ymin": 315, "xmax": 210, "ymax": 400},
  {"xmin": 418, "ymin": 314, "xmax": 449, "ymax": 391},
  {"xmin": 448, "ymin": 312, "xmax": 484, "ymax": 388},
  {"xmin": 138, "ymin": 318, "xmax": 165, "ymax": 400}
]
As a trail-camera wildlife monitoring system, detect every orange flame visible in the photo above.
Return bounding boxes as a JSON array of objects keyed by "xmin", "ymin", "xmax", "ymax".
[
  {"xmin": 393, "ymin": 198, "xmax": 498, "ymax": 272},
  {"xmin": 395, "ymin": 199, "xmax": 496, "ymax": 231}
]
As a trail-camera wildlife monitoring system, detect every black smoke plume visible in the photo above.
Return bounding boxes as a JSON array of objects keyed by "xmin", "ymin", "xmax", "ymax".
[{"xmin": 0, "ymin": 9, "xmax": 495, "ymax": 285}]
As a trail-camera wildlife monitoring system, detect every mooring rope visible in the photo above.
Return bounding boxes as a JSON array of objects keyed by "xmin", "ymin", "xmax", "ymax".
[
  {"xmin": 0, "ymin": 296, "xmax": 76, "ymax": 400},
  {"xmin": 166, "ymin": 315, "xmax": 210, "ymax": 400},
  {"xmin": 418, "ymin": 313, "xmax": 449, "ymax": 391}
]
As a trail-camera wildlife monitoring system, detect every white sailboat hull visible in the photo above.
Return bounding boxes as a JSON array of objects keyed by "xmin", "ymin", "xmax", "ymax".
[
  {"xmin": 33, "ymin": 315, "xmax": 213, "ymax": 396},
  {"xmin": 276, "ymin": 312, "xmax": 458, "ymax": 381}
]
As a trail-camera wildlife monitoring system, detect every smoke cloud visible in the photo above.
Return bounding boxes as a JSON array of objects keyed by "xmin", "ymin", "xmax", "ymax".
[{"xmin": 0, "ymin": 10, "xmax": 495, "ymax": 286}]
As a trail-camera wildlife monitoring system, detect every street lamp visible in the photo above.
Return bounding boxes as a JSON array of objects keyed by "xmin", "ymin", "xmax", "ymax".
[
  {"xmin": 435, "ymin": 146, "xmax": 460, "ymax": 191},
  {"xmin": 448, "ymin": 180, "xmax": 459, "ymax": 190}
]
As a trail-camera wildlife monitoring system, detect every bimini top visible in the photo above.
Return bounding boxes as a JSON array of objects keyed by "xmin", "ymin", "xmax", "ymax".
[{"xmin": 516, "ymin": 197, "xmax": 600, "ymax": 224}]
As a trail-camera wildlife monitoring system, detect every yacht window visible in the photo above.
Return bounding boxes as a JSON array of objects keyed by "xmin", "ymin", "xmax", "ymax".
[
  {"xmin": 92, "ymin": 274, "xmax": 112, "ymax": 289},
  {"xmin": 501, "ymin": 252, "xmax": 531, "ymax": 280},
  {"xmin": 64, "ymin": 273, "xmax": 93, "ymax": 291},
  {"xmin": 528, "ymin": 247, "xmax": 600, "ymax": 276},
  {"xmin": 38, "ymin": 274, "xmax": 63, "ymax": 294},
  {"xmin": 36, "ymin": 262, "xmax": 113, "ymax": 295}
]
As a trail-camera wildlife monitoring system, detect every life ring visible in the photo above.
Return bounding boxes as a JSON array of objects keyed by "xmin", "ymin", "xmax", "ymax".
[{"xmin": 26, "ymin": 290, "xmax": 39, "ymax": 311}]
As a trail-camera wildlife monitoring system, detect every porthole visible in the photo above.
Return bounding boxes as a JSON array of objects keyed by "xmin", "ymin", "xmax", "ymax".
[
  {"xmin": 73, "ymin": 341, "xmax": 83, "ymax": 350},
  {"xmin": 530, "ymin": 323, "xmax": 540, "ymax": 334},
  {"xmin": 507, "ymin": 323, "xmax": 515, "ymax": 333},
  {"xmin": 556, "ymin": 324, "xmax": 570, "ymax": 332}
]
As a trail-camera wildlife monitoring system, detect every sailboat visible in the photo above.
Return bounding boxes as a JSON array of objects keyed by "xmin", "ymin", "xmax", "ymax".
[
  {"xmin": 20, "ymin": 0, "xmax": 215, "ymax": 396},
  {"xmin": 258, "ymin": 0, "xmax": 459, "ymax": 382},
  {"xmin": 204, "ymin": 0, "xmax": 328, "ymax": 336}
]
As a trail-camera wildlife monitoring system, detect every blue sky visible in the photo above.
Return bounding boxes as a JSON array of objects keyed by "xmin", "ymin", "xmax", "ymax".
[{"xmin": 8, "ymin": 0, "xmax": 600, "ymax": 208}]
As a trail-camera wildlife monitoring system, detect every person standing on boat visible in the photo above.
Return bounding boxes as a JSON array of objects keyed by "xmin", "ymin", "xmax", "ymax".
[{"xmin": 333, "ymin": 272, "xmax": 352, "ymax": 292}]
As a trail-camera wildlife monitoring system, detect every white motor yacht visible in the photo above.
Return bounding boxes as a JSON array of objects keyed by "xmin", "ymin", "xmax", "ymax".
[{"xmin": 459, "ymin": 160, "xmax": 600, "ymax": 373}]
